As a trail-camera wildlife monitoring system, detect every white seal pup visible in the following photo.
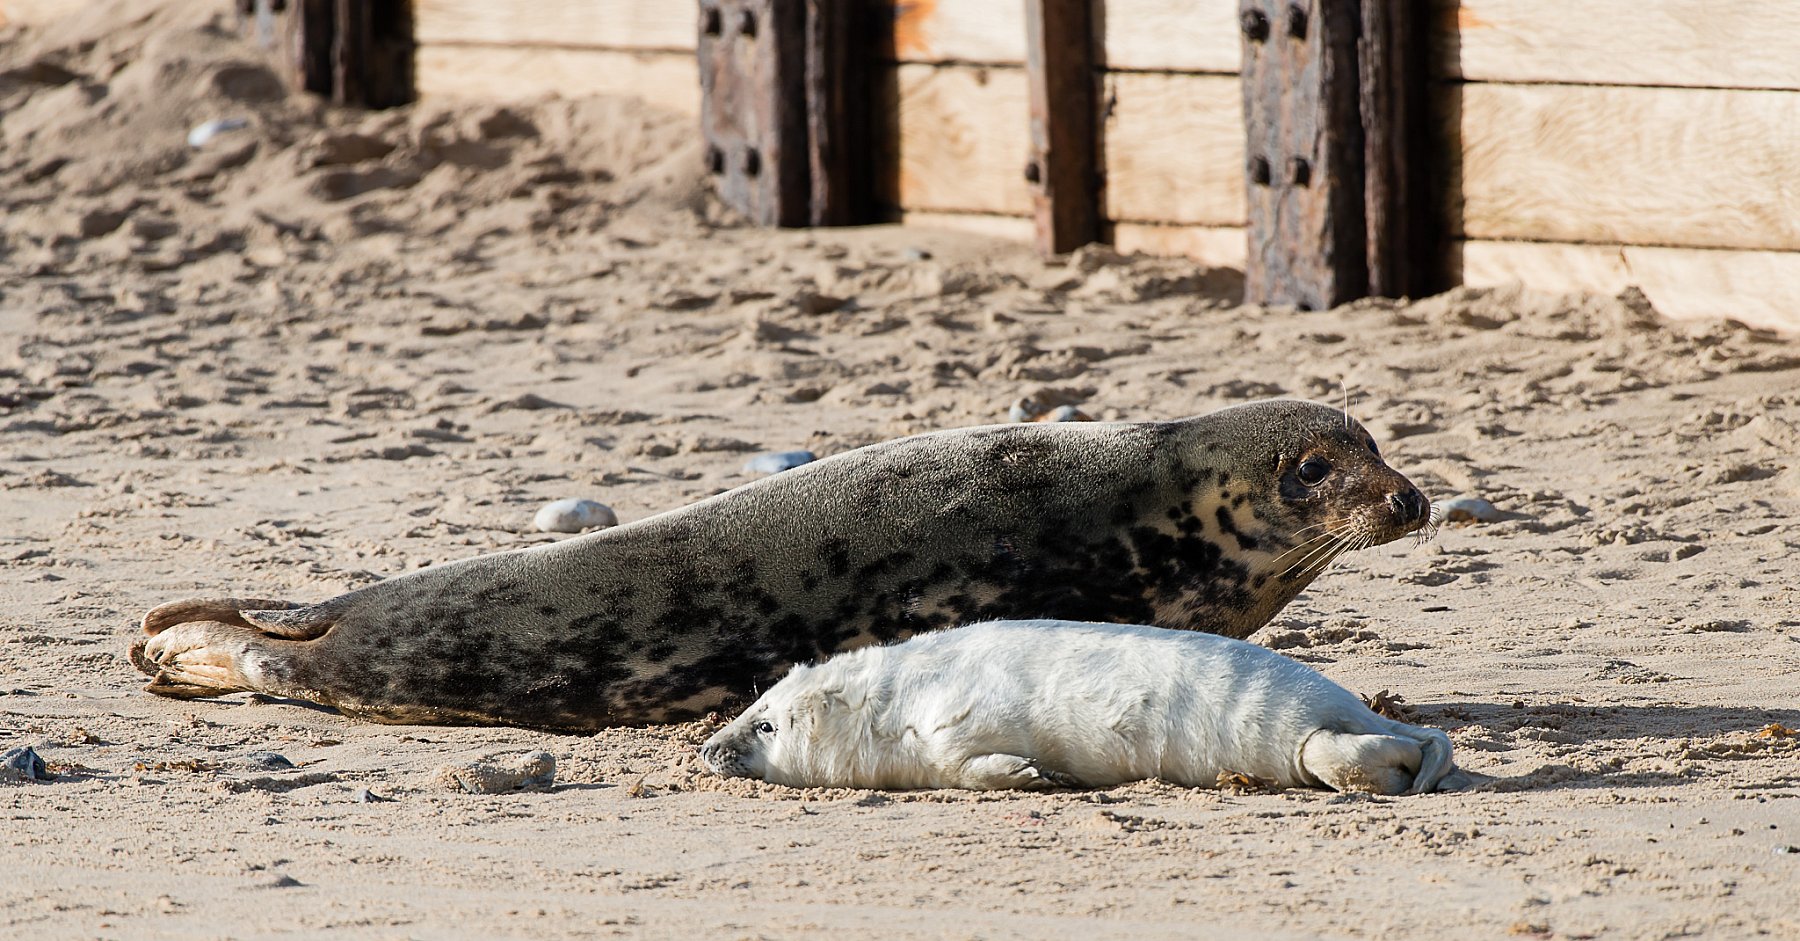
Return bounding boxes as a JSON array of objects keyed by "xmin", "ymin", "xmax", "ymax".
[{"xmin": 701, "ymin": 620, "xmax": 1467, "ymax": 794}]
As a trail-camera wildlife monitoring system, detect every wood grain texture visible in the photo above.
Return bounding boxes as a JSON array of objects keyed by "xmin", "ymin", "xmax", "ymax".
[
  {"xmin": 1113, "ymin": 223, "xmax": 1248, "ymax": 268},
  {"xmin": 413, "ymin": 0, "xmax": 697, "ymax": 51},
  {"xmin": 1458, "ymin": 240, "xmax": 1800, "ymax": 332},
  {"xmin": 1439, "ymin": 0, "xmax": 1800, "ymax": 91},
  {"xmin": 1451, "ymin": 83, "xmax": 1800, "ymax": 252},
  {"xmin": 879, "ymin": 0, "xmax": 1244, "ymax": 71},
  {"xmin": 884, "ymin": 0, "xmax": 1026, "ymax": 64},
  {"xmin": 888, "ymin": 64, "xmax": 1033, "ymax": 216},
  {"xmin": 889, "ymin": 68, "xmax": 1246, "ymax": 226},
  {"xmin": 1101, "ymin": 72, "xmax": 1246, "ymax": 226},
  {"xmin": 1103, "ymin": 0, "xmax": 1240, "ymax": 72},
  {"xmin": 415, "ymin": 46, "xmax": 701, "ymax": 115}
]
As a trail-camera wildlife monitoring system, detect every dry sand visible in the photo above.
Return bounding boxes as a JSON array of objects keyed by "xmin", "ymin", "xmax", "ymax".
[{"xmin": 3, "ymin": 3, "xmax": 1798, "ymax": 938}]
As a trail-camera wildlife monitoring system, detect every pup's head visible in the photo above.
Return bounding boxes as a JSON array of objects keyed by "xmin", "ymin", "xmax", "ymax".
[{"xmin": 699, "ymin": 664, "xmax": 854, "ymax": 786}]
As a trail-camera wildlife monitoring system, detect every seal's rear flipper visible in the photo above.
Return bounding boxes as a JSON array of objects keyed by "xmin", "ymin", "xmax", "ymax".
[
  {"xmin": 1300, "ymin": 730, "xmax": 1424, "ymax": 796},
  {"xmin": 131, "ymin": 619, "xmax": 301, "ymax": 701},
  {"xmin": 142, "ymin": 598, "xmax": 302, "ymax": 635},
  {"xmin": 141, "ymin": 598, "xmax": 337, "ymax": 641}
]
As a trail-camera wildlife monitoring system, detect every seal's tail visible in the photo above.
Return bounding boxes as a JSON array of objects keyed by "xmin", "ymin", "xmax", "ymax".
[{"xmin": 132, "ymin": 597, "xmax": 337, "ymax": 700}]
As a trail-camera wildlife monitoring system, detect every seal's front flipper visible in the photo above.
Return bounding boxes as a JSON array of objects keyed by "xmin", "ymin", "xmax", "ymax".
[
  {"xmin": 131, "ymin": 619, "xmax": 300, "ymax": 701},
  {"xmin": 956, "ymin": 753, "xmax": 1082, "ymax": 791}
]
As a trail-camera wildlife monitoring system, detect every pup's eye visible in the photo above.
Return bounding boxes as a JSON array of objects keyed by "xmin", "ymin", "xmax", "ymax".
[
  {"xmin": 756, "ymin": 721, "xmax": 775, "ymax": 735},
  {"xmin": 1367, "ymin": 438, "xmax": 1380, "ymax": 458},
  {"xmin": 1297, "ymin": 458, "xmax": 1331, "ymax": 486}
]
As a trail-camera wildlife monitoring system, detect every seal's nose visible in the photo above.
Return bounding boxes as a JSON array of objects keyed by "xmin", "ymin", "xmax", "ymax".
[{"xmin": 1387, "ymin": 489, "xmax": 1427, "ymax": 524}]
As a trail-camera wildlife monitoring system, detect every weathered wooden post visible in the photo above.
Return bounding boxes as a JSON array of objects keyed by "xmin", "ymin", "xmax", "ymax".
[
  {"xmin": 1238, "ymin": 0, "xmax": 1432, "ymax": 308},
  {"xmin": 1024, "ymin": 0, "xmax": 1103, "ymax": 255},
  {"xmin": 698, "ymin": 0, "xmax": 873, "ymax": 227},
  {"xmin": 236, "ymin": 0, "xmax": 411, "ymax": 108}
]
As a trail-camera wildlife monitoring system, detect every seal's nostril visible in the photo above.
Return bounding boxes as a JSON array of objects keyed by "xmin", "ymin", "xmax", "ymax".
[{"xmin": 1389, "ymin": 491, "xmax": 1426, "ymax": 523}]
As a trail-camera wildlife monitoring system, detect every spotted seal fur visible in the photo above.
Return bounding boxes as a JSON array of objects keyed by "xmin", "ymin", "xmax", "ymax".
[
  {"xmin": 131, "ymin": 398, "xmax": 1430, "ymax": 730},
  {"xmin": 700, "ymin": 619, "xmax": 1472, "ymax": 793}
]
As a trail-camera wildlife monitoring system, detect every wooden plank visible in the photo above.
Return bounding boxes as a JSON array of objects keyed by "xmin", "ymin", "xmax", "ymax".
[
  {"xmin": 1102, "ymin": 72, "xmax": 1245, "ymax": 226},
  {"xmin": 1113, "ymin": 223, "xmax": 1248, "ymax": 269},
  {"xmin": 416, "ymin": 46, "xmax": 701, "ymax": 116},
  {"xmin": 1439, "ymin": 0, "xmax": 1800, "ymax": 91},
  {"xmin": 886, "ymin": 64, "xmax": 1033, "ymax": 216},
  {"xmin": 1025, "ymin": 0, "xmax": 1101, "ymax": 253},
  {"xmin": 1458, "ymin": 240, "xmax": 1800, "ymax": 333},
  {"xmin": 1452, "ymin": 83, "xmax": 1800, "ymax": 252},
  {"xmin": 1103, "ymin": 0, "xmax": 1240, "ymax": 72},
  {"xmin": 413, "ymin": 0, "xmax": 697, "ymax": 51},
  {"xmin": 877, "ymin": 0, "xmax": 1243, "ymax": 71},
  {"xmin": 881, "ymin": 1, "xmax": 1027, "ymax": 65},
  {"xmin": 891, "ymin": 69, "xmax": 1247, "ymax": 228}
]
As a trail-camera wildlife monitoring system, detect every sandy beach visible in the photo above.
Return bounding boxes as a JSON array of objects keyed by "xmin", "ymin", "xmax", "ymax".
[{"xmin": 3, "ymin": 3, "xmax": 1798, "ymax": 938}]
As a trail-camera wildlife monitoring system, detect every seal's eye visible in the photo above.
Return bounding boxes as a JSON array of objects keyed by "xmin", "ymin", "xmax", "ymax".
[
  {"xmin": 756, "ymin": 720, "xmax": 775, "ymax": 735},
  {"xmin": 1297, "ymin": 458, "xmax": 1331, "ymax": 486},
  {"xmin": 1366, "ymin": 439, "xmax": 1380, "ymax": 458}
]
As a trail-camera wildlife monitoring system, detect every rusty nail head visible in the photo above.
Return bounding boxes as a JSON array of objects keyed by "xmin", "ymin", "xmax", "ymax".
[
  {"xmin": 743, "ymin": 147, "xmax": 761, "ymax": 177},
  {"xmin": 1024, "ymin": 161, "xmax": 1042, "ymax": 185},
  {"xmin": 1250, "ymin": 156, "xmax": 1272, "ymax": 186},
  {"xmin": 1240, "ymin": 9, "xmax": 1270, "ymax": 42},
  {"xmin": 738, "ymin": 9, "xmax": 757, "ymax": 37},
  {"xmin": 706, "ymin": 146, "xmax": 725, "ymax": 175},
  {"xmin": 702, "ymin": 7, "xmax": 721, "ymax": 36},
  {"xmin": 1289, "ymin": 156, "xmax": 1311, "ymax": 186},
  {"xmin": 1286, "ymin": 4, "xmax": 1307, "ymax": 38}
]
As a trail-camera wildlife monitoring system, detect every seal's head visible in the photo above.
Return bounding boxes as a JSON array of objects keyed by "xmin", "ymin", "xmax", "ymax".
[
  {"xmin": 1152, "ymin": 397, "xmax": 1432, "ymax": 633},
  {"xmin": 699, "ymin": 661, "xmax": 890, "ymax": 787},
  {"xmin": 1177, "ymin": 399, "xmax": 1430, "ymax": 593},
  {"xmin": 699, "ymin": 666, "xmax": 820, "ymax": 783}
]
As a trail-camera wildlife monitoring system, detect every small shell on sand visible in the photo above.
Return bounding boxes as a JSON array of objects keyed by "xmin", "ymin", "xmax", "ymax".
[
  {"xmin": 1436, "ymin": 496, "xmax": 1501, "ymax": 523},
  {"xmin": 743, "ymin": 450, "xmax": 817, "ymax": 475},
  {"xmin": 433, "ymin": 751, "xmax": 557, "ymax": 794},
  {"xmin": 534, "ymin": 499, "xmax": 618, "ymax": 534}
]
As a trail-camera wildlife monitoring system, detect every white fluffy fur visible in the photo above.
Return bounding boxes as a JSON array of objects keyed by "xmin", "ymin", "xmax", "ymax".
[{"xmin": 701, "ymin": 620, "xmax": 1464, "ymax": 794}]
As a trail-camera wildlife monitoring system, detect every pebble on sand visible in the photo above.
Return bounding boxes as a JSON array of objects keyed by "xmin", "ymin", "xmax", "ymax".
[
  {"xmin": 1009, "ymin": 398, "xmax": 1092, "ymax": 423},
  {"xmin": 433, "ymin": 751, "xmax": 557, "ymax": 794},
  {"xmin": 186, "ymin": 117, "xmax": 249, "ymax": 148},
  {"xmin": 743, "ymin": 450, "xmax": 816, "ymax": 475},
  {"xmin": 1, "ymin": 746, "xmax": 49, "ymax": 783},
  {"xmin": 1436, "ymin": 496, "xmax": 1501, "ymax": 523},
  {"xmin": 534, "ymin": 499, "xmax": 618, "ymax": 534}
]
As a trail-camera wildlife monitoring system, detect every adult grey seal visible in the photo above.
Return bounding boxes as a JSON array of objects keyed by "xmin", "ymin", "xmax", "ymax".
[
  {"xmin": 701, "ymin": 619, "xmax": 1469, "ymax": 794},
  {"xmin": 131, "ymin": 398, "xmax": 1430, "ymax": 731}
]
